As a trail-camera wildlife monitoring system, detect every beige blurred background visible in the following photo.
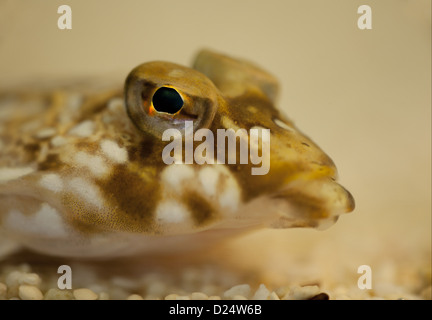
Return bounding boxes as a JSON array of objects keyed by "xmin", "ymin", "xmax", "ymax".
[{"xmin": 0, "ymin": 0, "xmax": 430, "ymax": 297}]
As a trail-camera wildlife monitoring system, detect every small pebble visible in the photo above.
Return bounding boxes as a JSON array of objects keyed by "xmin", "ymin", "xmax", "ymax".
[
  {"xmin": 18, "ymin": 273, "xmax": 41, "ymax": 286},
  {"xmin": 99, "ymin": 292, "xmax": 110, "ymax": 300},
  {"xmin": 283, "ymin": 285, "xmax": 320, "ymax": 300},
  {"xmin": 108, "ymin": 287, "xmax": 129, "ymax": 300},
  {"xmin": 275, "ymin": 285, "xmax": 290, "ymax": 298},
  {"xmin": 165, "ymin": 293, "xmax": 191, "ymax": 300},
  {"xmin": 73, "ymin": 288, "xmax": 98, "ymax": 300},
  {"xmin": 44, "ymin": 288, "xmax": 74, "ymax": 300},
  {"xmin": 224, "ymin": 284, "xmax": 251, "ymax": 299},
  {"xmin": 0, "ymin": 260, "xmax": 427, "ymax": 300},
  {"xmin": 145, "ymin": 281, "xmax": 167, "ymax": 296},
  {"xmin": 6, "ymin": 271, "xmax": 22, "ymax": 287},
  {"xmin": 0, "ymin": 282, "xmax": 7, "ymax": 299},
  {"xmin": 269, "ymin": 292, "xmax": 280, "ymax": 300},
  {"xmin": 18, "ymin": 285, "xmax": 43, "ymax": 300},
  {"xmin": 191, "ymin": 292, "xmax": 208, "ymax": 300},
  {"xmin": 252, "ymin": 284, "xmax": 270, "ymax": 300},
  {"xmin": 144, "ymin": 294, "xmax": 162, "ymax": 300}
]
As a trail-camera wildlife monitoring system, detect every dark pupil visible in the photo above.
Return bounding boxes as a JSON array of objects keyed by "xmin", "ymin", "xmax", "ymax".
[{"xmin": 152, "ymin": 87, "xmax": 183, "ymax": 114}]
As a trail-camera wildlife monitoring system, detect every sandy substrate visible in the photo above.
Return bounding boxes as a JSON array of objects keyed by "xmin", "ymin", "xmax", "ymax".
[{"xmin": 0, "ymin": 224, "xmax": 430, "ymax": 300}]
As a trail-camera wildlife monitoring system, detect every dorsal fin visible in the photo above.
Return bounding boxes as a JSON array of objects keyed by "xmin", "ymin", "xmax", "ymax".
[{"xmin": 192, "ymin": 49, "xmax": 279, "ymax": 102}]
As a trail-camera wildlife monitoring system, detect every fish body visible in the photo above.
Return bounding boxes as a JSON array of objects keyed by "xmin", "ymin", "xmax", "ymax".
[{"xmin": 0, "ymin": 50, "xmax": 354, "ymax": 258}]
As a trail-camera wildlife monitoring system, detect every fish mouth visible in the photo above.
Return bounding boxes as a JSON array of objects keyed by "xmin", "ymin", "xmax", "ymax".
[{"xmin": 269, "ymin": 177, "xmax": 355, "ymax": 230}]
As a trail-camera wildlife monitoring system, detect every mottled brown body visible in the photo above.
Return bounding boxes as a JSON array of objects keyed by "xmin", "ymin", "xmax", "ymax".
[{"xmin": 0, "ymin": 50, "xmax": 354, "ymax": 257}]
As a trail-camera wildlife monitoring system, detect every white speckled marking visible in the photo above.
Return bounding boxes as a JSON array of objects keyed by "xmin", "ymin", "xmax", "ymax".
[
  {"xmin": 219, "ymin": 178, "xmax": 240, "ymax": 211},
  {"xmin": 68, "ymin": 120, "xmax": 95, "ymax": 137},
  {"xmin": 156, "ymin": 201, "xmax": 189, "ymax": 224},
  {"xmin": 274, "ymin": 118, "xmax": 294, "ymax": 132},
  {"xmin": 35, "ymin": 128, "xmax": 57, "ymax": 139},
  {"xmin": 0, "ymin": 167, "xmax": 34, "ymax": 182},
  {"xmin": 73, "ymin": 152, "xmax": 109, "ymax": 177},
  {"xmin": 168, "ymin": 69, "xmax": 185, "ymax": 78},
  {"xmin": 161, "ymin": 164, "xmax": 195, "ymax": 191},
  {"xmin": 68, "ymin": 177, "xmax": 104, "ymax": 209},
  {"xmin": 100, "ymin": 140, "xmax": 128, "ymax": 164},
  {"xmin": 39, "ymin": 173, "xmax": 64, "ymax": 193},
  {"xmin": 107, "ymin": 98, "xmax": 124, "ymax": 111},
  {"xmin": 221, "ymin": 116, "xmax": 240, "ymax": 131},
  {"xmin": 5, "ymin": 203, "xmax": 67, "ymax": 237},
  {"xmin": 247, "ymin": 106, "xmax": 258, "ymax": 114},
  {"xmin": 198, "ymin": 167, "xmax": 220, "ymax": 197},
  {"xmin": 50, "ymin": 136, "xmax": 67, "ymax": 147}
]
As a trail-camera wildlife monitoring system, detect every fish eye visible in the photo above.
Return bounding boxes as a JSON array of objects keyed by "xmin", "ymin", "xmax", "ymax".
[
  {"xmin": 152, "ymin": 87, "xmax": 183, "ymax": 114},
  {"xmin": 125, "ymin": 61, "xmax": 219, "ymax": 139}
]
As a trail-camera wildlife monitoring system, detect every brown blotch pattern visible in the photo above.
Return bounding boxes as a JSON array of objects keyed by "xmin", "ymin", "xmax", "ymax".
[
  {"xmin": 97, "ymin": 165, "xmax": 161, "ymax": 233},
  {"xmin": 38, "ymin": 153, "xmax": 63, "ymax": 171},
  {"xmin": 61, "ymin": 194, "xmax": 106, "ymax": 234},
  {"xmin": 184, "ymin": 191, "xmax": 216, "ymax": 227},
  {"xmin": 74, "ymin": 141, "xmax": 100, "ymax": 154},
  {"xmin": 23, "ymin": 143, "xmax": 41, "ymax": 162},
  {"xmin": 225, "ymin": 91, "xmax": 279, "ymax": 130}
]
